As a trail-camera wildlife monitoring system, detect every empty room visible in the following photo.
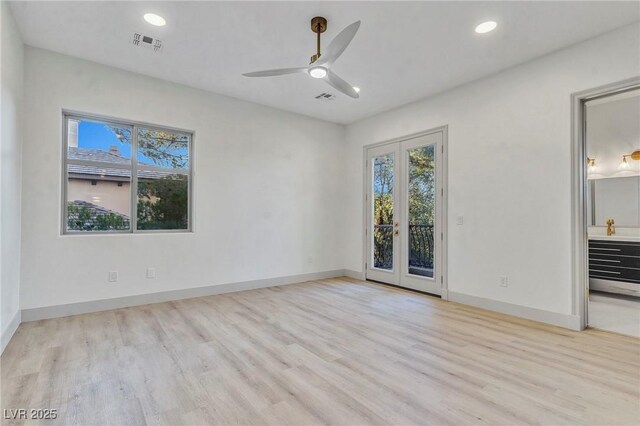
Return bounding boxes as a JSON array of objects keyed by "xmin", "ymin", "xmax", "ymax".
[{"xmin": 1, "ymin": 1, "xmax": 639, "ymax": 425}]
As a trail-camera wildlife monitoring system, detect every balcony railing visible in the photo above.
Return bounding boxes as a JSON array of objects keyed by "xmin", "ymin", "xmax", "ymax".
[
  {"xmin": 373, "ymin": 224, "xmax": 434, "ymax": 277},
  {"xmin": 373, "ymin": 224, "xmax": 394, "ymax": 269}
]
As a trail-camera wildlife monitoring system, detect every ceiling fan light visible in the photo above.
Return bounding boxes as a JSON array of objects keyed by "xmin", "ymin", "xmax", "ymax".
[{"xmin": 308, "ymin": 66, "xmax": 328, "ymax": 79}]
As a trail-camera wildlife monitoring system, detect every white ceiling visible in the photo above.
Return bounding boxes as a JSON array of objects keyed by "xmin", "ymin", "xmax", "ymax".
[{"xmin": 9, "ymin": 1, "xmax": 640, "ymax": 124}]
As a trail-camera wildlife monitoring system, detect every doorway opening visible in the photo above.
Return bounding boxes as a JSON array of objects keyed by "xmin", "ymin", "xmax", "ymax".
[{"xmin": 575, "ymin": 82, "xmax": 640, "ymax": 336}]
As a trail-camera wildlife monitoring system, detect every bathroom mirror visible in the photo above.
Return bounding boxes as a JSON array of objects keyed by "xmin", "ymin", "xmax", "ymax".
[
  {"xmin": 588, "ymin": 176, "xmax": 640, "ymax": 227},
  {"xmin": 585, "ymin": 87, "xmax": 640, "ymax": 230}
]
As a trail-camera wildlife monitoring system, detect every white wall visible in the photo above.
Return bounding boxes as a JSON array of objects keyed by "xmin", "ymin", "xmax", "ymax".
[
  {"xmin": 13, "ymin": 20, "xmax": 640, "ymax": 327},
  {"xmin": 21, "ymin": 47, "xmax": 345, "ymax": 310},
  {"xmin": 1, "ymin": 2, "xmax": 24, "ymax": 351},
  {"xmin": 344, "ymin": 23, "xmax": 640, "ymax": 317}
]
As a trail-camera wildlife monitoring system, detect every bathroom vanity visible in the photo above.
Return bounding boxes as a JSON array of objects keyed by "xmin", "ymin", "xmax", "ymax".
[
  {"xmin": 589, "ymin": 236, "xmax": 640, "ymax": 297},
  {"xmin": 586, "ymin": 176, "xmax": 639, "ymax": 297}
]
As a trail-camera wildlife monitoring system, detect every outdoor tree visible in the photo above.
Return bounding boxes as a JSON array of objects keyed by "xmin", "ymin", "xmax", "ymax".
[
  {"xmin": 407, "ymin": 146, "xmax": 435, "ymax": 269},
  {"xmin": 108, "ymin": 125, "xmax": 189, "ymax": 230},
  {"xmin": 137, "ymin": 175, "xmax": 189, "ymax": 230},
  {"xmin": 373, "ymin": 154, "xmax": 394, "ymax": 226},
  {"xmin": 67, "ymin": 203, "xmax": 129, "ymax": 231},
  {"xmin": 371, "ymin": 147, "xmax": 435, "ymax": 270},
  {"xmin": 109, "ymin": 126, "xmax": 189, "ymax": 169},
  {"xmin": 408, "ymin": 146, "xmax": 435, "ymax": 226},
  {"xmin": 373, "ymin": 154, "xmax": 394, "ymax": 268}
]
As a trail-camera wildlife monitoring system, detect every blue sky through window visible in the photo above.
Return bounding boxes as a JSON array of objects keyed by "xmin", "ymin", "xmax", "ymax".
[
  {"xmin": 77, "ymin": 121, "xmax": 132, "ymax": 157},
  {"xmin": 76, "ymin": 121, "xmax": 181, "ymax": 166}
]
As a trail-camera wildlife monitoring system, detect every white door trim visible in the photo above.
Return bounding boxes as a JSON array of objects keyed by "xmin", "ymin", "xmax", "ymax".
[
  {"xmin": 570, "ymin": 78, "xmax": 640, "ymax": 330},
  {"xmin": 362, "ymin": 126, "xmax": 448, "ymax": 298}
]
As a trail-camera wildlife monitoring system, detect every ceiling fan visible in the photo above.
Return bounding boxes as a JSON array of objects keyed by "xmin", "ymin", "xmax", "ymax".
[{"xmin": 242, "ymin": 17, "xmax": 361, "ymax": 99}]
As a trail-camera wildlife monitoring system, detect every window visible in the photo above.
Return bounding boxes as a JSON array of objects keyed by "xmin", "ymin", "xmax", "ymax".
[{"xmin": 63, "ymin": 113, "xmax": 192, "ymax": 233}]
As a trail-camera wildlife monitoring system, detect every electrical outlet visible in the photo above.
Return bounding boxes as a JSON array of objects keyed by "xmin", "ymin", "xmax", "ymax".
[
  {"xmin": 499, "ymin": 276, "xmax": 508, "ymax": 287},
  {"xmin": 108, "ymin": 271, "xmax": 118, "ymax": 282},
  {"xmin": 146, "ymin": 268, "xmax": 156, "ymax": 279},
  {"xmin": 456, "ymin": 216, "xmax": 464, "ymax": 225}
]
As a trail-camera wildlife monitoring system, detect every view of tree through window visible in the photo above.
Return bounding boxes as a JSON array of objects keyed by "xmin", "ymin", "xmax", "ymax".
[
  {"xmin": 372, "ymin": 147, "xmax": 435, "ymax": 275},
  {"xmin": 64, "ymin": 115, "xmax": 191, "ymax": 233},
  {"xmin": 137, "ymin": 174, "xmax": 189, "ymax": 230},
  {"xmin": 407, "ymin": 146, "xmax": 435, "ymax": 277},
  {"xmin": 373, "ymin": 153, "xmax": 394, "ymax": 270}
]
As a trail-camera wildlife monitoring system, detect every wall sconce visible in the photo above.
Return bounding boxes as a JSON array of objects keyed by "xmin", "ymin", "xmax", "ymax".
[
  {"xmin": 618, "ymin": 150, "xmax": 640, "ymax": 170},
  {"xmin": 586, "ymin": 157, "xmax": 596, "ymax": 172}
]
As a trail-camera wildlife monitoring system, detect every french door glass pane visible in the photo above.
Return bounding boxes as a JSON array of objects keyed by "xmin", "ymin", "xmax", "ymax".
[
  {"xmin": 373, "ymin": 153, "xmax": 394, "ymax": 270},
  {"xmin": 407, "ymin": 145, "xmax": 435, "ymax": 278}
]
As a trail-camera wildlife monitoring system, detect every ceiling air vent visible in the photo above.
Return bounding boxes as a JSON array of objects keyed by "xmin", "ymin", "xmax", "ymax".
[
  {"xmin": 132, "ymin": 33, "xmax": 163, "ymax": 52},
  {"xmin": 315, "ymin": 92, "xmax": 336, "ymax": 101}
]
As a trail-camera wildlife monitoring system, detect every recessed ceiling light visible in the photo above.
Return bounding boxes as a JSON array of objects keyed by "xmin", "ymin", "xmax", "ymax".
[
  {"xmin": 475, "ymin": 21, "xmax": 497, "ymax": 34},
  {"xmin": 144, "ymin": 13, "xmax": 166, "ymax": 27},
  {"xmin": 353, "ymin": 86, "xmax": 360, "ymax": 93},
  {"xmin": 308, "ymin": 66, "xmax": 328, "ymax": 79}
]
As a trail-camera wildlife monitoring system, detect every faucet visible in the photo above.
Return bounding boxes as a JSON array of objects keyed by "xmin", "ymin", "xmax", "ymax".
[{"xmin": 606, "ymin": 219, "xmax": 615, "ymax": 236}]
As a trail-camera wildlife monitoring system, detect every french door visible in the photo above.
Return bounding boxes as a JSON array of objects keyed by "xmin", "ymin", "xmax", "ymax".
[{"xmin": 365, "ymin": 131, "xmax": 445, "ymax": 295}]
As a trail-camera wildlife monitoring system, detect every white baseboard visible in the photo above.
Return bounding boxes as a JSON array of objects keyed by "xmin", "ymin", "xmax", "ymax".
[
  {"xmin": 343, "ymin": 269, "xmax": 366, "ymax": 280},
  {"xmin": 448, "ymin": 291, "xmax": 582, "ymax": 330},
  {"xmin": 356, "ymin": 270, "xmax": 580, "ymax": 330},
  {"xmin": 1, "ymin": 309, "xmax": 21, "ymax": 355},
  {"xmin": 22, "ymin": 269, "xmax": 346, "ymax": 322},
  {"xmin": 17, "ymin": 271, "xmax": 582, "ymax": 334}
]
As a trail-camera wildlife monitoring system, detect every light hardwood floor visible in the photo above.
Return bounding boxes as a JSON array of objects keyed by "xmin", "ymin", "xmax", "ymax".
[{"xmin": 2, "ymin": 278, "xmax": 639, "ymax": 425}]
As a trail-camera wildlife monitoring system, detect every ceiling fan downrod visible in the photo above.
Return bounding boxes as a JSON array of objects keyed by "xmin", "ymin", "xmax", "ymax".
[{"xmin": 310, "ymin": 16, "xmax": 327, "ymax": 64}]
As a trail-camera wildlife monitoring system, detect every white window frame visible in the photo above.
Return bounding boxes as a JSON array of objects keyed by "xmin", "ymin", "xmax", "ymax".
[{"xmin": 62, "ymin": 111, "xmax": 194, "ymax": 235}]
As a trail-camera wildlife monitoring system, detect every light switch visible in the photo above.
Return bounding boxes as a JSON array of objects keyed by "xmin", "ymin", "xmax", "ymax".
[{"xmin": 456, "ymin": 216, "xmax": 464, "ymax": 225}]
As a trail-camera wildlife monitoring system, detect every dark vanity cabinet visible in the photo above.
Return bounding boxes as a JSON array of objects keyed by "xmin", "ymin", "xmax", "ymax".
[{"xmin": 589, "ymin": 239, "xmax": 640, "ymax": 297}]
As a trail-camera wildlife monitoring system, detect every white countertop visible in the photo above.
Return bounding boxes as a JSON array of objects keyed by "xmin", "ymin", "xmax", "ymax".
[
  {"xmin": 589, "ymin": 235, "xmax": 640, "ymax": 242},
  {"xmin": 588, "ymin": 226, "xmax": 640, "ymax": 242}
]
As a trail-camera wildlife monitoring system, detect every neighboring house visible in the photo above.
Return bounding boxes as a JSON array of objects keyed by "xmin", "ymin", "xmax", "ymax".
[
  {"xmin": 68, "ymin": 146, "xmax": 132, "ymax": 215},
  {"xmin": 67, "ymin": 146, "xmax": 173, "ymax": 216}
]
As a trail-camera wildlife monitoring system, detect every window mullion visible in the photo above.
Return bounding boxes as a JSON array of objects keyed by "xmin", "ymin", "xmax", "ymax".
[
  {"xmin": 136, "ymin": 164, "xmax": 189, "ymax": 174},
  {"xmin": 66, "ymin": 159, "xmax": 133, "ymax": 170},
  {"xmin": 131, "ymin": 126, "xmax": 138, "ymax": 233}
]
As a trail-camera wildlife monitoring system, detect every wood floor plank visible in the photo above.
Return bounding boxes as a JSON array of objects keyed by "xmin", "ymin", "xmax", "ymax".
[{"xmin": 1, "ymin": 278, "xmax": 639, "ymax": 425}]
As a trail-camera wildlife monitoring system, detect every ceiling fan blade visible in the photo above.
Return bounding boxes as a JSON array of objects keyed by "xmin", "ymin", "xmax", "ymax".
[
  {"xmin": 317, "ymin": 21, "xmax": 360, "ymax": 66},
  {"xmin": 324, "ymin": 70, "xmax": 359, "ymax": 99},
  {"xmin": 242, "ymin": 67, "xmax": 307, "ymax": 77}
]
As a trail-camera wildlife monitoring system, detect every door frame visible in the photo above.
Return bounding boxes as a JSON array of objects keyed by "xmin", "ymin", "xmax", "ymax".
[
  {"xmin": 362, "ymin": 125, "xmax": 449, "ymax": 299},
  {"xmin": 571, "ymin": 77, "xmax": 640, "ymax": 330}
]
